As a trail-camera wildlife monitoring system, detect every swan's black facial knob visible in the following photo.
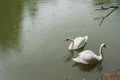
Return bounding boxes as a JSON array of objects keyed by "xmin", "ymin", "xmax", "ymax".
[
  {"xmin": 65, "ymin": 38, "xmax": 69, "ymax": 41},
  {"xmin": 104, "ymin": 45, "xmax": 106, "ymax": 48},
  {"xmin": 103, "ymin": 43, "xmax": 106, "ymax": 48},
  {"xmin": 65, "ymin": 38, "xmax": 71, "ymax": 41}
]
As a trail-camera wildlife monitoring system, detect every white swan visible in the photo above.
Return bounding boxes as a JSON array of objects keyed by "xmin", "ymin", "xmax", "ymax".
[
  {"xmin": 72, "ymin": 43, "xmax": 106, "ymax": 64},
  {"xmin": 65, "ymin": 36, "xmax": 88, "ymax": 50}
]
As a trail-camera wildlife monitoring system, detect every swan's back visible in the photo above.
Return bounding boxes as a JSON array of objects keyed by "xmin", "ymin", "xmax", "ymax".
[
  {"xmin": 79, "ymin": 50, "xmax": 95, "ymax": 56},
  {"xmin": 79, "ymin": 50, "xmax": 96, "ymax": 60},
  {"xmin": 69, "ymin": 37, "xmax": 86, "ymax": 50},
  {"xmin": 74, "ymin": 37, "xmax": 86, "ymax": 46},
  {"xmin": 73, "ymin": 50, "xmax": 100, "ymax": 64}
]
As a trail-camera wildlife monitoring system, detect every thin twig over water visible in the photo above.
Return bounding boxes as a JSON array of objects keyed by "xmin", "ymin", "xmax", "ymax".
[
  {"xmin": 95, "ymin": 6, "xmax": 118, "ymax": 11},
  {"xmin": 95, "ymin": 6, "xmax": 119, "ymax": 26}
]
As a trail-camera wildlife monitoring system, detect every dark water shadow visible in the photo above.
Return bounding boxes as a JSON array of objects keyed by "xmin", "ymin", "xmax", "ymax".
[
  {"xmin": 0, "ymin": 0, "xmax": 24, "ymax": 61},
  {"xmin": 72, "ymin": 61, "xmax": 103, "ymax": 72},
  {"xmin": 65, "ymin": 50, "xmax": 74, "ymax": 62}
]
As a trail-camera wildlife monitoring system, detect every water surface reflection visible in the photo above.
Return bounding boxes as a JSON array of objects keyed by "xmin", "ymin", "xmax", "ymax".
[
  {"xmin": 0, "ymin": 0, "xmax": 23, "ymax": 61},
  {"xmin": 0, "ymin": 0, "xmax": 120, "ymax": 80}
]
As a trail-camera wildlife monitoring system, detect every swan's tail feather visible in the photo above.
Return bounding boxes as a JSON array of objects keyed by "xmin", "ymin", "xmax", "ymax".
[{"xmin": 84, "ymin": 35, "xmax": 88, "ymax": 42}]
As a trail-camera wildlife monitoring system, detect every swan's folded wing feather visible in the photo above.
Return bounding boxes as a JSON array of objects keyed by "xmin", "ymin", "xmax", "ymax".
[
  {"xmin": 73, "ymin": 37, "xmax": 85, "ymax": 49},
  {"xmin": 79, "ymin": 50, "xmax": 97, "ymax": 61}
]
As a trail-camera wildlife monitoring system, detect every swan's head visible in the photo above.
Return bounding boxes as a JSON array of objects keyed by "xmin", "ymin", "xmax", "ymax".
[
  {"xmin": 65, "ymin": 38, "xmax": 73, "ymax": 41},
  {"xmin": 101, "ymin": 43, "xmax": 106, "ymax": 48}
]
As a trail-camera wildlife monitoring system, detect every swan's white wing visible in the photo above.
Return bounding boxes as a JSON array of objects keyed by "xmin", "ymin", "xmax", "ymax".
[
  {"xmin": 68, "ymin": 37, "xmax": 84, "ymax": 50},
  {"xmin": 68, "ymin": 36, "xmax": 87, "ymax": 50},
  {"xmin": 73, "ymin": 37, "xmax": 86, "ymax": 49},
  {"xmin": 79, "ymin": 50, "xmax": 97, "ymax": 61}
]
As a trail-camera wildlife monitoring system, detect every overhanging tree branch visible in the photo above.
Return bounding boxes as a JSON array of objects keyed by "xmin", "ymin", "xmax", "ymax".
[{"xmin": 95, "ymin": 6, "xmax": 119, "ymax": 26}]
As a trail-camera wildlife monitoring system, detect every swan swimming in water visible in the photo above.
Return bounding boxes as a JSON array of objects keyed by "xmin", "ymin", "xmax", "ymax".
[
  {"xmin": 65, "ymin": 36, "xmax": 88, "ymax": 50},
  {"xmin": 72, "ymin": 43, "xmax": 106, "ymax": 64}
]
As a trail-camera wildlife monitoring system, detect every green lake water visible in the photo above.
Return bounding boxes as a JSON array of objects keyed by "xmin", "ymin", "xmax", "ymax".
[{"xmin": 0, "ymin": 0, "xmax": 120, "ymax": 80}]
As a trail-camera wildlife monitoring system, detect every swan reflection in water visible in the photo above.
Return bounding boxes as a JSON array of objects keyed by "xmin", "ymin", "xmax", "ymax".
[{"xmin": 72, "ymin": 61, "xmax": 103, "ymax": 72}]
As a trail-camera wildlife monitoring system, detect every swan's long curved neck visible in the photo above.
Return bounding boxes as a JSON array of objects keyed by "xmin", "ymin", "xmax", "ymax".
[
  {"xmin": 98, "ymin": 45, "xmax": 104, "ymax": 61},
  {"xmin": 67, "ymin": 38, "xmax": 74, "ymax": 49},
  {"xmin": 69, "ymin": 39, "xmax": 74, "ymax": 43},
  {"xmin": 70, "ymin": 39, "xmax": 74, "ymax": 49}
]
